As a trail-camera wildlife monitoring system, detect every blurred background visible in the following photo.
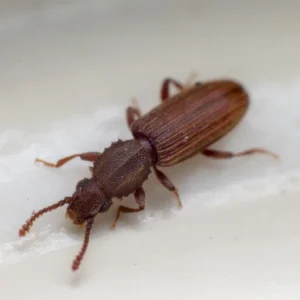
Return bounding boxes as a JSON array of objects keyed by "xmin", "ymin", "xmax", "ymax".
[{"xmin": 1, "ymin": 1, "xmax": 300, "ymax": 299}]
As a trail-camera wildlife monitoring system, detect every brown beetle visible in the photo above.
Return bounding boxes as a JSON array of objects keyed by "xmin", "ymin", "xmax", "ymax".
[{"xmin": 18, "ymin": 76, "xmax": 277, "ymax": 271}]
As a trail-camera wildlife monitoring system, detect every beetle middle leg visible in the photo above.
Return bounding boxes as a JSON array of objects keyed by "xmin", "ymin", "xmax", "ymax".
[
  {"xmin": 35, "ymin": 152, "xmax": 101, "ymax": 168},
  {"xmin": 126, "ymin": 98, "xmax": 142, "ymax": 127},
  {"xmin": 161, "ymin": 78, "xmax": 184, "ymax": 101},
  {"xmin": 202, "ymin": 148, "xmax": 278, "ymax": 159},
  {"xmin": 111, "ymin": 187, "xmax": 145, "ymax": 229},
  {"xmin": 160, "ymin": 73, "xmax": 198, "ymax": 101},
  {"xmin": 153, "ymin": 166, "xmax": 182, "ymax": 208}
]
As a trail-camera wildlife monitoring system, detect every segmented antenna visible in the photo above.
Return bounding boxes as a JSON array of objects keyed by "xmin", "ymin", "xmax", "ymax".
[
  {"xmin": 72, "ymin": 218, "xmax": 94, "ymax": 271},
  {"xmin": 19, "ymin": 197, "xmax": 72, "ymax": 237}
]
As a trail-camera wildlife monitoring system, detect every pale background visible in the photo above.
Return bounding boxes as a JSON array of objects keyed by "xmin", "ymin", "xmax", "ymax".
[{"xmin": 1, "ymin": 1, "xmax": 300, "ymax": 299}]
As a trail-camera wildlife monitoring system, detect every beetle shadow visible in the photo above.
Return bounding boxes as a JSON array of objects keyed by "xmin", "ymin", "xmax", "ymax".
[
  {"xmin": 88, "ymin": 121, "xmax": 272, "ymax": 232},
  {"xmin": 90, "ymin": 145, "xmax": 225, "ymax": 231},
  {"xmin": 126, "ymin": 121, "xmax": 278, "ymax": 223}
]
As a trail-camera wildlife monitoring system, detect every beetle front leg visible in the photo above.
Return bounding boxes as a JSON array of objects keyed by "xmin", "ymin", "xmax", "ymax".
[
  {"xmin": 111, "ymin": 187, "xmax": 145, "ymax": 229},
  {"xmin": 153, "ymin": 166, "xmax": 182, "ymax": 208},
  {"xmin": 202, "ymin": 148, "xmax": 278, "ymax": 159},
  {"xmin": 35, "ymin": 152, "xmax": 101, "ymax": 168}
]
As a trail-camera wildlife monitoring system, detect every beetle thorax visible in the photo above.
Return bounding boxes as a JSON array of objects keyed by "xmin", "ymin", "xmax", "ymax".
[{"xmin": 93, "ymin": 139, "xmax": 153, "ymax": 198}]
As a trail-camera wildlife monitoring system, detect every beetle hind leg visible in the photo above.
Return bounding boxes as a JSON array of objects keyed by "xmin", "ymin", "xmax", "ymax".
[{"xmin": 202, "ymin": 148, "xmax": 278, "ymax": 159}]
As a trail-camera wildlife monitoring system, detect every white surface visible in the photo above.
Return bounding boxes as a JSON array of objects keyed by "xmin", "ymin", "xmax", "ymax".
[{"xmin": 1, "ymin": 1, "xmax": 300, "ymax": 299}]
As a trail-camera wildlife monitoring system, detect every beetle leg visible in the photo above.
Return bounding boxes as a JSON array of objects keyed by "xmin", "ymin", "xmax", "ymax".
[
  {"xmin": 126, "ymin": 98, "xmax": 142, "ymax": 127},
  {"xmin": 202, "ymin": 148, "xmax": 278, "ymax": 159},
  {"xmin": 35, "ymin": 152, "xmax": 101, "ymax": 168},
  {"xmin": 153, "ymin": 166, "xmax": 182, "ymax": 208},
  {"xmin": 126, "ymin": 107, "xmax": 141, "ymax": 127},
  {"xmin": 111, "ymin": 187, "xmax": 145, "ymax": 229},
  {"xmin": 160, "ymin": 78, "xmax": 184, "ymax": 101},
  {"xmin": 160, "ymin": 73, "xmax": 198, "ymax": 101}
]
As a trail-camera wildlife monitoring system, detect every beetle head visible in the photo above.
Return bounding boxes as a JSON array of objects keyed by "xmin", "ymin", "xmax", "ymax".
[
  {"xmin": 18, "ymin": 177, "xmax": 112, "ymax": 271},
  {"xmin": 66, "ymin": 178, "xmax": 109, "ymax": 225}
]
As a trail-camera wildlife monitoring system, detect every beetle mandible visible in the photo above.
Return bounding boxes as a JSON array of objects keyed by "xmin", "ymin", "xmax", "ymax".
[{"xmin": 18, "ymin": 76, "xmax": 278, "ymax": 271}]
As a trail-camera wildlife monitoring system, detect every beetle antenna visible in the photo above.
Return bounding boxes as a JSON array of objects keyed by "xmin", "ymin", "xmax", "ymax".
[
  {"xmin": 72, "ymin": 217, "xmax": 94, "ymax": 271},
  {"xmin": 19, "ymin": 197, "xmax": 72, "ymax": 237}
]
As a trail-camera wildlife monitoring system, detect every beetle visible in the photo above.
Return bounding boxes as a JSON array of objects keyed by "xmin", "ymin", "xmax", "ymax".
[{"xmin": 18, "ymin": 75, "xmax": 277, "ymax": 271}]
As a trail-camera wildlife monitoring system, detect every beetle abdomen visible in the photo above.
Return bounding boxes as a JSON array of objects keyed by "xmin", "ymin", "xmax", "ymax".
[
  {"xmin": 131, "ymin": 80, "xmax": 249, "ymax": 167},
  {"xmin": 93, "ymin": 139, "xmax": 152, "ymax": 198}
]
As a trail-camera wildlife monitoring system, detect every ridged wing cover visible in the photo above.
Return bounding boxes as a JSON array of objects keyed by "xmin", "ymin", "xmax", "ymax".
[
  {"xmin": 131, "ymin": 80, "xmax": 249, "ymax": 167},
  {"xmin": 93, "ymin": 139, "xmax": 152, "ymax": 198}
]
